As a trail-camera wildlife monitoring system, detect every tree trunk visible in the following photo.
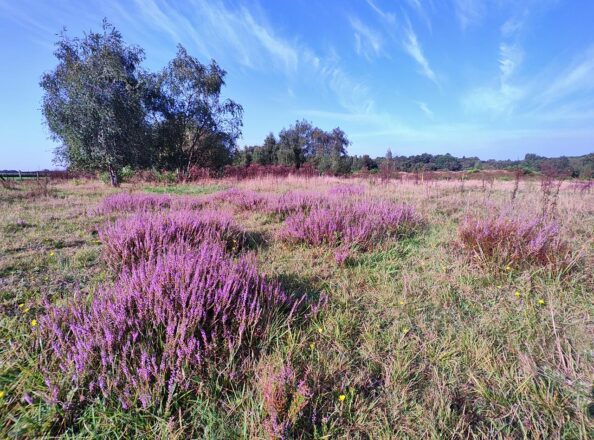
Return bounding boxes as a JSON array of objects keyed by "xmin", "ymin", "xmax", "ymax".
[{"xmin": 108, "ymin": 165, "xmax": 119, "ymax": 187}]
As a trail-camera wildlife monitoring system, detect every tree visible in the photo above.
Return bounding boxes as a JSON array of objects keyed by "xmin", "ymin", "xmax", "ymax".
[
  {"xmin": 310, "ymin": 127, "xmax": 350, "ymax": 174},
  {"xmin": 40, "ymin": 20, "xmax": 147, "ymax": 186},
  {"xmin": 255, "ymin": 133, "xmax": 278, "ymax": 165},
  {"xmin": 154, "ymin": 46, "xmax": 243, "ymax": 174},
  {"xmin": 277, "ymin": 120, "xmax": 314, "ymax": 168}
]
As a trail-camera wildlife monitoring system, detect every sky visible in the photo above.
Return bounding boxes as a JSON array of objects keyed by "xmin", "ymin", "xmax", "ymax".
[{"xmin": 1, "ymin": 0, "xmax": 594, "ymax": 169}]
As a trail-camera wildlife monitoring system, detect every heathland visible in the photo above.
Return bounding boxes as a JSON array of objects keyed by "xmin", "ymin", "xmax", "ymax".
[{"xmin": 0, "ymin": 175, "xmax": 592, "ymax": 438}]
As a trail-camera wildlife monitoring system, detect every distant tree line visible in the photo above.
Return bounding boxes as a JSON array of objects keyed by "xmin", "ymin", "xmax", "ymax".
[
  {"xmin": 40, "ymin": 21, "xmax": 593, "ymax": 185},
  {"xmin": 234, "ymin": 120, "xmax": 352, "ymax": 175},
  {"xmin": 373, "ymin": 152, "xmax": 594, "ymax": 178}
]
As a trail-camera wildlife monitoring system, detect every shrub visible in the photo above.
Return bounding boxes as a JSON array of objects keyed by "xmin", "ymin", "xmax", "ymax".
[
  {"xmin": 327, "ymin": 184, "xmax": 365, "ymax": 197},
  {"xmin": 266, "ymin": 191, "xmax": 328, "ymax": 219},
  {"xmin": 97, "ymin": 193, "xmax": 173, "ymax": 214},
  {"xmin": 458, "ymin": 213, "xmax": 570, "ymax": 268},
  {"xmin": 38, "ymin": 244, "xmax": 303, "ymax": 410},
  {"xmin": 212, "ymin": 188, "xmax": 270, "ymax": 211},
  {"xmin": 100, "ymin": 210, "xmax": 245, "ymax": 270},
  {"xmin": 96, "ymin": 192, "xmax": 212, "ymax": 214},
  {"xmin": 260, "ymin": 363, "xmax": 312, "ymax": 439},
  {"xmin": 281, "ymin": 200, "xmax": 421, "ymax": 250}
]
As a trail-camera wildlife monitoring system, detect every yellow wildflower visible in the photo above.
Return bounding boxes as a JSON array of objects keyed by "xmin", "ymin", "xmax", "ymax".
[
  {"xmin": 399, "ymin": 300, "xmax": 405, "ymax": 306},
  {"xmin": 31, "ymin": 319, "xmax": 37, "ymax": 327},
  {"xmin": 514, "ymin": 291, "xmax": 521, "ymax": 298},
  {"xmin": 505, "ymin": 265, "xmax": 511, "ymax": 271},
  {"xmin": 18, "ymin": 303, "xmax": 24, "ymax": 308},
  {"xmin": 0, "ymin": 390, "xmax": 5, "ymax": 399},
  {"xmin": 309, "ymin": 343, "xmax": 315, "ymax": 350},
  {"xmin": 317, "ymin": 327, "xmax": 323, "ymax": 334},
  {"xmin": 24, "ymin": 308, "xmax": 30, "ymax": 313},
  {"xmin": 338, "ymin": 394, "xmax": 346, "ymax": 402},
  {"xmin": 537, "ymin": 299, "xmax": 545, "ymax": 305},
  {"xmin": 49, "ymin": 251, "xmax": 55, "ymax": 257}
]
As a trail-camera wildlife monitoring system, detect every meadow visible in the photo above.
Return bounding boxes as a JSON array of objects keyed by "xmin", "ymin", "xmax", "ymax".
[{"xmin": 0, "ymin": 175, "xmax": 592, "ymax": 439}]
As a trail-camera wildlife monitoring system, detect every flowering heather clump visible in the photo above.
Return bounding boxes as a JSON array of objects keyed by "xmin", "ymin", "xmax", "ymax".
[
  {"xmin": 100, "ymin": 210, "xmax": 245, "ymax": 270},
  {"xmin": 281, "ymin": 200, "xmax": 421, "ymax": 250},
  {"xmin": 211, "ymin": 188, "xmax": 270, "ymax": 211},
  {"xmin": 328, "ymin": 184, "xmax": 365, "ymax": 197},
  {"xmin": 96, "ymin": 192, "xmax": 212, "ymax": 214},
  {"xmin": 38, "ymin": 244, "xmax": 303, "ymax": 410},
  {"xmin": 458, "ymin": 213, "xmax": 570, "ymax": 268},
  {"xmin": 266, "ymin": 191, "xmax": 328, "ymax": 219},
  {"xmin": 260, "ymin": 363, "xmax": 312, "ymax": 439},
  {"xmin": 96, "ymin": 193, "xmax": 173, "ymax": 214},
  {"xmin": 333, "ymin": 246, "xmax": 352, "ymax": 265}
]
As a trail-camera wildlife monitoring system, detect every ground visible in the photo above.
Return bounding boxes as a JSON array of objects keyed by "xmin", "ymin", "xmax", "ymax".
[{"xmin": 0, "ymin": 176, "xmax": 592, "ymax": 438}]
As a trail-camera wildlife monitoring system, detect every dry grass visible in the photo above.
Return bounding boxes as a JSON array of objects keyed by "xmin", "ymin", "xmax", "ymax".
[{"xmin": 1, "ymin": 177, "xmax": 593, "ymax": 438}]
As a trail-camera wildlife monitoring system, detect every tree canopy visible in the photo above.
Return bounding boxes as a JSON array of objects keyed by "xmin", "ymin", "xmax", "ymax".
[
  {"xmin": 41, "ymin": 21, "xmax": 243, "ymax": 185},
  {"xmin": 41, "ymin": 20, "xmax": 147, "ymax": 186}
]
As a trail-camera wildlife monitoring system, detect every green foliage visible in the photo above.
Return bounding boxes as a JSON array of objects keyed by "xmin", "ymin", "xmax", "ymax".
[
  {"xmin": 40, "ymin": 20, "xmax": 148, "ymax": 186},
  {"xmin": 144, "ymin": 183, "xmax": 223, "ymax": 195},
  {"xmin": 147, "ymin": 46, "xmax": 243, "ymax": 173},
  {"xmin": 240, "ymin": 121, "xmax": 351, "ymax": 174},
  {"xmin": 41, "ymin": 22, "xmax": 243, "ymax": 186},
  {"xmin": 99, "ymin": 165, "xmax": 135, "ymax": 185}
]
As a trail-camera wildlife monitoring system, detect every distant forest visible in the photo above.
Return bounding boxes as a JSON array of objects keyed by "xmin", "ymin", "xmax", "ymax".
[{"xmin": 236, "ymin": 137, "xmax": 594, "ymax": 179}]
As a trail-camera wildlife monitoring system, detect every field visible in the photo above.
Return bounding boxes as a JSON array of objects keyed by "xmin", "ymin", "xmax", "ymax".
[{"xmin": 1, "ymin": 176, "xmax": 593, "ymax": 439}]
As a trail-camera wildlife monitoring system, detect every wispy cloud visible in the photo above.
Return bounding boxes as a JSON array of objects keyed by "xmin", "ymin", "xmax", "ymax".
[
  {"xmin": 240, "ymin": 8, "xmax": 298, "ymax": 72},
  {"xmin": 366, "ymin": 0, "xmax": 396, "ymax": 24},
  {"xmin": 350, "ymin": 16, "xmax": 383, "ymax": 59},
  {"xmin": 402, "ymin": 17, "xmax": 437, "ymax": 83},
  {"xmin": 130, "ymin": 0, "xmax": 298, "ymax": 73},
  {"xmin": 406, "ymin": 0, "xmax": 432, "ymax": 31},
  {"xmin": 417, "ymin": 101, "xmax": 434, "ymax": 119},
  {"xmin": 453, "ymin": 0, "xmax": 485, "ymax": 30},
  {"xmin": 501, "ymin": 15, "xmax": 524, "ymax": 38},
  {"xmin": 499, "ymin": 43, "xmax": 523, "ymax": 81},
  {"xmin": 317, "ymin": 61, "xmax": 376, "ymax": 114},
  {"xmin": 539, "ymin": 45, "xmax": 594, "ymax": 104}
]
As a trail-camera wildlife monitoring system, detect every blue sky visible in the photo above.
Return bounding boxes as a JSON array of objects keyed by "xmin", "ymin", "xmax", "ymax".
[{"xmin": 1, "ymin": 0, "xmax": 594, "ymax": 169}]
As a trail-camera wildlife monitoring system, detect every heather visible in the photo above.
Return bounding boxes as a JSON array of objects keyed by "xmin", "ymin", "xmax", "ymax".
[
  {"xmin": 281, "ymin": 200, "xmax": 421, "ymax": 251},
  {"xmin": 39, "ymin": 244, "xmax": 302, "ymax": 410},
  {"xmin": 1, "ymin": 176, "xmax": 593, "ymax": 438},
  {"xmin": 97, "ymin": 192, "xmax": 173, "ymax": 214},
  {"xmin": 458, "ymin": 212, "xmax": 571, "ymax": 269},
  {"xmin": 96, "ymin": 192, "xmax": 212, "ymax": 214},
  {"xmin": 99, "ymin": 210, "xmax": 245, "ymax": 270}
]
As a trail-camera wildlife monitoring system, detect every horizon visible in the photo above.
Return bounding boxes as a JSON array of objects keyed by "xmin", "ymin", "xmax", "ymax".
[{"xmin": 2, "ymin": 0, "xmax": 594, "ymax": 169}]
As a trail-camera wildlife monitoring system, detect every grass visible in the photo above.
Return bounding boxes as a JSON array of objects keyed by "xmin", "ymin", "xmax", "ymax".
[
  {"xmin": 144, "ymin": 183, "xmax": 225, "ymax": 195},
  {"xmin": 1, "ymin": 177, "xmax": 593, "ymax": 438}
]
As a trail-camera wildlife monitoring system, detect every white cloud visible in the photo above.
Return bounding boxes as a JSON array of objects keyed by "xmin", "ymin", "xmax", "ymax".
[
  {"xmin": 463, "ymin": 41, "xmax": 525, "ymax": 115},
  {"xmin": 406, "ymin": 0, "xmax": 432, "ymax": 30},
  {"xmin": 402, "ymin": 17, "xmax": 437, "ymax": 83},
  {"xmin": 463, "ymin": 85, "xmax": 523, "ymax": 115},
  {"xmin": 350, "ymin": 16, "xmax": 383, "ymax": 59},
  {"xmin": 366, "ymin": 0, "xmax": 396, "ymax": 24},
  {"xmin": 130, "ymin": 0, "xmax": 298, "ymax": 73},
  {"xmin": 540, "ymin": 45, "xmax": 594, "ymax": 104},
  {"xmin": 453, "ymin": 0, "xmax": 485, "ymax": 30},
  {"xmin": 240, "ymin": 8, "xmax": 298, "ymax": 72},
  {"xmin": 417, "ymin": 101, "xmax": 434, "ymax": 119},
  {"xmin": 501, "ymin": 16, "xmax": 524, "ymax": 37},
  {"xmin": 499, "ymin": 43, "xmax": 523, "ymax": 81}
]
